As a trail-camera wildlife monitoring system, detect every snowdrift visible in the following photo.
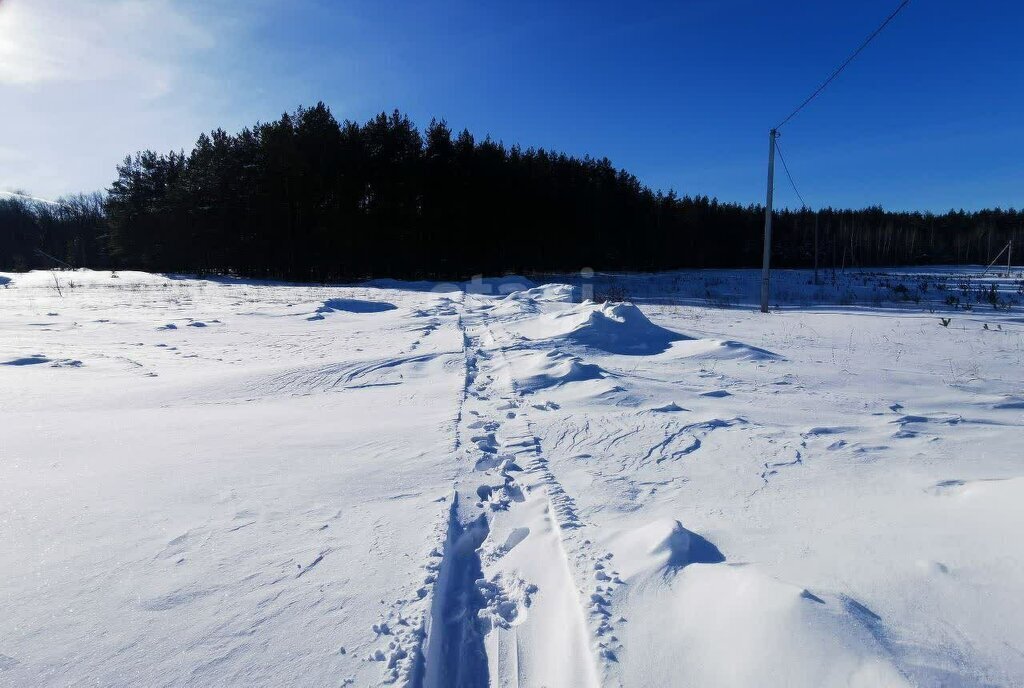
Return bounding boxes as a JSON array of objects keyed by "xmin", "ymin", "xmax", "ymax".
[
  {"xmin": 490, "ymin": 285, "xmax": 579, "ymax": 318},
  {"xmin": 503, "ymin": 283, "xmax": 577, "ymax": 303},
  {"xmin": 669, "ymin": 337, "xmax": 781, "ymax": 362},
  {"xmin": 511, "ymin": 349, "xmax": 607, "ymax": 394},
  {"xmin": 519, "ymin": 301, "xmax": 687, "ymax": 355},
  {"xmin": 609, "ymin": 519, "xmax": 909, "ymax": 687},
  {"xmin": 4, "ymin": 269, "xmax": 1022, "ymax": 686}
]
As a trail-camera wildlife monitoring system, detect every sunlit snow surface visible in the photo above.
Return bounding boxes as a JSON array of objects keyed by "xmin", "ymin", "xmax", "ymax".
[{"xmin": 1, "ymin": 268, "xmax": 1022, "ymax": 687}]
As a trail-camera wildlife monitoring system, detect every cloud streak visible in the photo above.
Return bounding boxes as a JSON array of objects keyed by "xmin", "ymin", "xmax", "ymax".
[
  {"xmin": 0, "ymin": 0, "xmax": 251, "ymax": 196},
  {"xmin": 0, "ymin": 0, "xmax": 215, "ymax": 97}
]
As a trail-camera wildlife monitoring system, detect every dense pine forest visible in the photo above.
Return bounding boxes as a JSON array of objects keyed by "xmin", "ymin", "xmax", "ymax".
[{"xmin": 2, "ymin": 103, "xmax": 1022, "ymax": 280}]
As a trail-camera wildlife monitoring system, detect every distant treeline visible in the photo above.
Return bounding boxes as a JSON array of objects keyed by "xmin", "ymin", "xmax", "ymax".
[
  {"xmin": 2, "ymin": 103, "xmax": 1022, "ymax": 279},
  {"xmin": 1, "ymin": 193, "xmax": 108, "ymax": 272}
]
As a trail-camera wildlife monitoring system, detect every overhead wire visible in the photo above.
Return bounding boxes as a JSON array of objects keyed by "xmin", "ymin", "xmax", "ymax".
[
  {"xmin": 768, "ymin": 1, "xmax": 913, "ymax": 210},
  {"xmin": 774, "ymin": 138, "xmax": 807, "ymax": 209},
  {"xmin": 774, "ymin": 0, "xmax": 911, "ymax": 131}
]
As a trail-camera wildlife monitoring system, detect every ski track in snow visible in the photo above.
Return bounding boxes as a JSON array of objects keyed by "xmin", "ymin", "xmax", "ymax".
[
  {"xmin": 424, "ymin": 294, "xmax": 603, "ymax": 687},
  {"xmin": 2, "ymin": 268, "xmax": 1023, "ymax": 687}
]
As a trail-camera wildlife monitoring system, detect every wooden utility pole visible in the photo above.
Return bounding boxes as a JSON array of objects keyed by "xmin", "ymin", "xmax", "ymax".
[
  {"xmin": 759, "ymin": 0, "xmax": 910, "ymax": 304},
  {"xmin": 760, "ymin": 129, "xmax": 778, "ymax": 313}
]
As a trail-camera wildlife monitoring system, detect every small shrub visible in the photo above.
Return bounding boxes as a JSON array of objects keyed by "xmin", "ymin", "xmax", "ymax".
[{"xmin": 984, "ymin": 283, "xmax": 1005, "ymax": 310}]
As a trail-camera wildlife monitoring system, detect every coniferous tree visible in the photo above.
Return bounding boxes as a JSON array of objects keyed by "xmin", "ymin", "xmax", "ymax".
[{"xmin": 4, "ymin": 103, "xmax": 1024, "ymax": 278}]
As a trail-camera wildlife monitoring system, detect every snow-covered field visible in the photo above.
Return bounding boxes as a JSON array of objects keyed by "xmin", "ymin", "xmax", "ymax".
[{"xmin": 2, "ymin": 267, "xmax": 1022, "ymax": 687}]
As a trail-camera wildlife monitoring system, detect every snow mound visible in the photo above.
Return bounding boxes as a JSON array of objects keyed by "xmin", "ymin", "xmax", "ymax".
[
  {"xmin": 647, "ymin": 402, "xmax": 688, "ymax": 413},
  {"xmin": 648, "ymin": 520, "xmax": 725, "ymax": 571},
  {"xmin": 609, "ymin": 518, "xmax": 723, "ymax": 578},
  {"xmin": 512, "ymin": 350, "xmax": 607, "ymax": 393},
  {"xmin": 710, "ymin": 339, "xmax": 779, "ymax": 360},
  {"xmin": 609, "ymin": 519, "xmax": 908, "ymax": 687},
  {"xmin": 309, "ymin": 298, "xmax": 397, "ymax": 320},
  {"xmin": 521, "ymin": 301, "xmax": 686, "ymax": 355},
  {"xmin": 621, "ymin": 565, "xmax": 908, "ymax": 687},
  {"xmin": 490, "ymin": 284, "xmax": 578, "ymax": 318},
  {"xmin": 489, "ymin": 296, "xmax": 542, "ymax": 318},
  {"xmin": 503, "ymin": 283, "xmax": 577, "ymax": 304},
  {"xmin": 671, "ymin": 337, "xmax": 781, "ymax": 362}
]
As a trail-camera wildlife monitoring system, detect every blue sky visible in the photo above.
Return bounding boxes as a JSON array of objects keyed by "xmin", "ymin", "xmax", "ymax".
[{"xmin": 1, "ymin": 0, "xmax": 1021, "ymax": 211}]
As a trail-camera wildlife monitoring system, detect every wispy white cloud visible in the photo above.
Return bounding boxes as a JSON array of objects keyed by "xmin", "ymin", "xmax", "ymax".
[
  {"xmin": 0, "ymin": 0, "xmax": 254, "ymax": 196},
  {"xmin": 0, "ymin": 0, "xmax": 364, "ymax": 197},
  {"xmin": 0, "ymin": 0, "xmax": 215, "ymax": 97}
]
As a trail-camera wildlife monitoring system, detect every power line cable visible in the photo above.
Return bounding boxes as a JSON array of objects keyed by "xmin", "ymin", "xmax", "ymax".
[
  {"xmin": 775, "ymin": 0, "xmax": 911, "ymax": 130},
  {"xmin": 774, "ymin": 138, "xmax": 807, "ymax": 209}
]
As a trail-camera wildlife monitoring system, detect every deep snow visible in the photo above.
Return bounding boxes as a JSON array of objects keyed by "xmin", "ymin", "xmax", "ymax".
[{"xmin": 1, "ymin": 267, "xmax": 1022, "ymax": 687}]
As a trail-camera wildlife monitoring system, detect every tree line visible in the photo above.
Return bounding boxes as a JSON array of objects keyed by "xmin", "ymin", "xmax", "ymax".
[
  {"xmin": 3, "ymin": 103, "xmax": 1022, "ymax": 279},
  {"xmin": 1, "ymin": 193, "xmax": 107, "ymax": 272}
]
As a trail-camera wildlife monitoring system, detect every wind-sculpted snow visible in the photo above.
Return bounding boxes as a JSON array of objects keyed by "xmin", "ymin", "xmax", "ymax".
[
  {"xmin": 2, "ymin": 268, "xmax": 1022, "ymax": 687},
  {"xmin": 508, "ymin": 349, "xmax": 609, "ymax": 394},
  {"xmin": 518, "ymin": 300, "xmax": 687, "ymax": 355},
  {"xmin": 604, "ymin": 520, "xmax": 908, "ymax": 685},
  {"xmin": 503, "ymin": 283, "xmax": 578, "ymax": 303},
  {"xmin": 624, "ymin": 519, "xmax": 726, "ymax": 572}
]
